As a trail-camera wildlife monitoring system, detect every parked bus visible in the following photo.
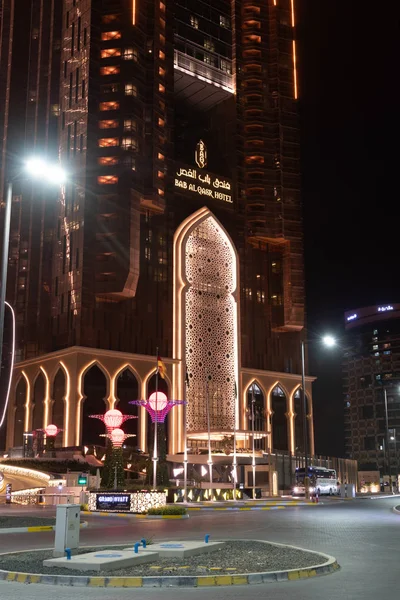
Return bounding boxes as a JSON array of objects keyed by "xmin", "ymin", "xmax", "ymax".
[{"xmin": 293, "ymin": 466, "xmax": 338, "ymax": 496}]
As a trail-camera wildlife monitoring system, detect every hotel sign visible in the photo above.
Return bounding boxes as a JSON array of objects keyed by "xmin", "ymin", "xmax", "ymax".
[
  {"xmin": 195, "ymin": 139, "xmax": 207, "ymax": 169},
  {"xmin": 174, "ymin": 166, "xmax": 233, "ymax": 204}
]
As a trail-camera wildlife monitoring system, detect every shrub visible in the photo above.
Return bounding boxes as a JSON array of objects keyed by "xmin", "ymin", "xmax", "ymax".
[{"xmin": 147, "ymin": 505, "xmax": 187, "ymax": 516}]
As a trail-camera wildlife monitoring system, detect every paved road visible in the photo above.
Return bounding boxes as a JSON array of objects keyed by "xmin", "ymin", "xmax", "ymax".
[{"xmin": 0, "ymin": 498, "xmax": 399, "ymax": 599}]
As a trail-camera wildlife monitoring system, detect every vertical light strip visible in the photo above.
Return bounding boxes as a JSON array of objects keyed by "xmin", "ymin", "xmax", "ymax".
[
  {"xmin": 59, "ymin": 361, "xmax": 70, "ymax": 446},
  {"xmin": 40, "ymin": 366, "xmax": 51, "ymax": 428},
  {"xmin": 132, "ymin": 0, "xmax": 136, "ymax": 24},
  {"xmin": 292, "ymin": 40, "xmax": 298, "ymax": 99},
  {"xmin": 22, "ymin": 371, "xmax": 31, "ymax": 432},
  {"xmin": 273, "ymin": 0, "xmax": 277, "ymax": 5},
  {"xmin": 290, "ymin": 0, "xmax": 295, "ymax": 26}
]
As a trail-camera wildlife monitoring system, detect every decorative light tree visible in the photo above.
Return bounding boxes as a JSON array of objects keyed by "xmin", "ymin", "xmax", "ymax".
[
  {"xmin": 90, "ymin": 409, "xmax": 138, "ymax": 490},
  {"xmin": 37, "ymin": 424, "xmax": 62, "ymax": 453},
  {"xmin": 131, "ymin": 392, "xmax": 185, "ymax": 490}
]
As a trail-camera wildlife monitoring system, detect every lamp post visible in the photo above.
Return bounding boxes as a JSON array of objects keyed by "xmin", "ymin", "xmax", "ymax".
[
  {"xmin": 390, "ymin": 429, "xmax": 398, "ymax": 492},
  {"xmin": 130, "ymin": 394, "xmax": 185, "ymax": 490},
  {"xmin": 383, "ymin": 388, "xmax": 393, "ymax": 493},
  {"xmin": 0, "ymin": 158, "xmax": 66, "ymax": 381},
  {"xmin": 301, "ymin": 334, "xmax": 336, "ymax": 500}
]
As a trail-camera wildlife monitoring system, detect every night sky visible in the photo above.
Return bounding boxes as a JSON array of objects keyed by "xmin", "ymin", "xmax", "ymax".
[{"xmin": 297, "ymin": 1, "xmax": 399, "ymax": 457}]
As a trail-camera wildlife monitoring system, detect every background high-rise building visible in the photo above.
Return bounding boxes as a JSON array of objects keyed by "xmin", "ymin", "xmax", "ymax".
[
  {"xmin": 343, "ymin": 304, "xmax": 400, "ymax": 474},
  {"xmin": 2, "ymin": 0, "xmax": 311, "ymax": 460}
]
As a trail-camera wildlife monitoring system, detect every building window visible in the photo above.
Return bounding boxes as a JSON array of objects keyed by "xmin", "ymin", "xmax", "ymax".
[
  {"xmin": 271, "ymin": 260, "xmax": 282, "ymax": 274},
  {"xmin": 121, "ymin": 137, "xmax": 137, "ymax": 150},
  {"xmin": 270, "ymin": 294, "xmax": 282, "ymax": 306},
  {"xmin": 99, "ymin": 119, "xmax": 119, "ymax": 129},
  {"xmin": 101, "ymin": 48, "xmax": 121, "ymax": 58},
  {"xmin": 159, "ymin": 50, "xmax": 165, "ymax": 60},
  {"xmin": 99, "ymin": 101, "xmax": 120, "ymax": 111},
  {"xmin": 158, "ymin": 83, "xmax": 165, "ymax": 93},
  {"xmin": 101, "ymin": 31, "xmax": 121, "ymax": 41},
  {"xmin": 125, "ymin": 83, "xmax": 137, "ymax": 96},
  {"xmin": 204, "ymin": 38, "xmax": 215, "ymax": 51},
  {"xmin": 101, "ymin": 83, "xmax": 119, "ymax": 94},
  {"xmin": 145, "ymin": 247, "xmax": 151, "ymax": 261},
  {"xmin": 98, "ymin": 175, "xmax": 118, "ymax": 185},
  {"xmin": 102, "ymin": 14, "xmax": 119, "ymax": 23},
  {"xmin": 123, "ymin": 47, "xmax": 138, "ymax": 61},
  {"xmin": 98, "ymin": 156, "xmax": 119, "ymax": 166},
  {"xmin": 158, "ymin": 117, "xmax": 165, "ymax": 127},
  {"xmin": 51, "ymin": 104, "xmax": 60, "ymax": 117},
  {"xmin": 124, "ymin": 118, "xmax": 137, "ymax": 131},
  {"xmin": 220, "ymin": 15, "xmax": 230, "ymax": 28},
  {"xmin": 98, "ymin": 137, "xmax": 119, "ymax": 147},
  {"xmin": 244, "ymin": 287, "xmax": 252, "ymax": 300},
  {"xmin": 190, "ymin": 15, "xmax": 199, "ymax": 28},
  {"xmin": 123, "ymin": 155, "xmax": 136, "ymax": 170},
  {"xmin": 100, "ymin": 65, "xmax": 120, "ymax": 76},
  {"xmin": 257, "ymin": 290, "xmax": 265, "ymax": 303}
]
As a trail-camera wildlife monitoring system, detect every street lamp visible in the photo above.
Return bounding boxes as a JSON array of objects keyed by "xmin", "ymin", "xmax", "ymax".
[
  {"xmin": 0, "ymin": 158, "xmax": 66, "ymax": 385},
  {"xmin": 301, "ymin": 334, "xmax": 336, "ymax": 499}
]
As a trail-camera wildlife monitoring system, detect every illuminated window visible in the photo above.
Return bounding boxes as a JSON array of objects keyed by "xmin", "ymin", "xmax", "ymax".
[
  {"xmin": 159, "ymin": 50, "xmax": 165, "ymax": 60},
  {"xmin": 220, "ymin": 59, "xmax": 231, "ymax": 74},
  {"xmin": 125, "ymin": 83, "xmax": 137, "ymax": 96},
  {"xmin": 270, "ymin": 294, "xmax": 282, "ymax": 306},
  {"xmin": 101, "ymin": 83, "xmax": 119, "ymax": 94},
  {"xmin": 160, "ymin": 1, "xmax": 166, "ymax": 11},
  {"xmin": 98, "ymin": 175, "xmax": 118, "ymax": 185},
  {"xmin": 98, "ymin": 156, "xmax": 119, "ymax": 166},
  {"xmin": 271, "ymin": 260, "xmax": 281, "ymax": 274},
  {"xmin": 123, "ymin": 47, "xmax": 138, "ymax": 61},
  {"xmin": 244, "ymin": 34, "xmax": 261, "ymax": 43},
  {"xmin": 102, "ymin": 14, "xmax": 119, "ymax": 23},
  {"xmin": 190, "ymin": 15, "xmax": 199, "ymax": 28},
  {"xmin": 51, "ymin": 104, "xmax": 60, "ymax": 117},
  {"xmin": 99, "ymin": 120, "xmax": 119, "ymax": 129},
  {"xmin": 101, "ymin": 48, "xmax": 121, "ymax": 58},
  {"xmin": 158, "ymin": 170, "xmax": 164, "ymax": 179},
  {"xmin": 204, "ymin": 38, "xmax": 215, "ymax": 51},
  {"xmin": 158, "ymin": 83, "xmax": 165, "ymax": 93},
  {"xmin": 220, "ymin": 15, "xmax": 230, "ymax": 28},
  {"xmin": 158, "ymin": 117, "xmax": 165, "ymax": 127},
  {"xmin": 101, "ymin": 31, "xmax": 121, "ymax": 41},
  {"xmin": 121, "ymin": 137, "xmax": 137, "ymax": 150},
  {"xmin": 159, "ymin": 18, "xmax": 165, "ymax": 29},
  {"xmin": 158, "ymin": 152, "xmax": 165, "ymax": 161},
  {"xmin": 159, "ymin": 66, "xmax": 165, "ymax": 76},
  {"xmin": 124, "ymin": 118, "xmax": 137, "ymax": 131},
  {"xmin": 245, "ymin": 287, "xmax": 252, "ymax": 299},
  {"xmin": 159, "ymin": 34, "xmax": 165, "ymax": 45},
  {"xmin": 100, "ymin": 65, "xmax": 120, "ymax": 76},
  {"xmin": 99, "ymin": 101, "xmax": 119, "ymax": 111},
  {"xmin": 145, "ymin": 247, "xmax": 151, "ymax": 260},
  {"xmin": 158, "ymin": 188, "xmax": 164, "ymax": 196},
  {"xmin": 257, "ymin": 291, "xmax": 265, "ymax": 303},
  {"xmin": 98, "ymin": 137, "xmax": 119, "ymax": 147}
]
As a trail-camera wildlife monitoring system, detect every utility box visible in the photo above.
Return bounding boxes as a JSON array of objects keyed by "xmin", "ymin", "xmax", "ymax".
[
  {"xmin": 340, "ymin": 483, "xmax": 356, "ymax": 498},
  {"xmin": 53, "ymin": 504, "xmax": 80, "ymax": 557}
]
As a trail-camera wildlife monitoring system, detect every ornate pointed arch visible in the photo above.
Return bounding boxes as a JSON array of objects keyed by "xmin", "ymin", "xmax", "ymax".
[
  {"xmin": 76, "ymin": 360, "xmax": 111, "ymax": 445},
  {"xmin": 173, "ymin": 207, "xmax": 240, "ymax": 435}
]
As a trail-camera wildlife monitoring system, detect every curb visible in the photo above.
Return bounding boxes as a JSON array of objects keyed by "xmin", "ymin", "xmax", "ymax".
[
  {"xmin": 392, "ymin": 506, "xmax": 400, "ymax": 515},
  {"xmin": 82, "ymin": 511, "xmax": 189, "ymax": 520},
  {"xmin": 187, "ymin": 505, "xmax": 308, "ymax": 511},
  {"xmin": 0, "ymin": 540, "xmax": 340, "ymax": 588},
  {"xmin": 0, "ymin": 521, "xmax": 88, "ymax": 535}
]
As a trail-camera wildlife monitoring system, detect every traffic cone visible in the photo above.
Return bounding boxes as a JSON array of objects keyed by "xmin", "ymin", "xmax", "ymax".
[{"xmin": 315, "ymin": 493, "xmax": 319, "ymax": 504}]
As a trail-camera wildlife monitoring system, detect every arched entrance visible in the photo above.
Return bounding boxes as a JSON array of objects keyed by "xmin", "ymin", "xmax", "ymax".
[
  {"xmin": 31, "ymin": 372, "xmax": 45, "ymax": 431},
  {"xmin": 271, "ymin": 385, "xmax": 288, "ymax": 451},
  {"xmin": 81, "ymin": 365, "xmax": 108, "ymax": 446},
  {"xmin": 14, "ymin": 378, "xmax": 26, "ymax": 445},
  {"xmin": 52, "ymin": 368, "xmax": 65, "ymax": 446},
  {"xmin": 247, "ymin": 382, "xmax": 266, "ymax": 450}
]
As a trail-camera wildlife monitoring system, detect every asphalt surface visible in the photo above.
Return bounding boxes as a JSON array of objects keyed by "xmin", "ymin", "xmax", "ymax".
[{"xmin": 0, "ymin": 497, "xmax": 398, "ymax": 599}]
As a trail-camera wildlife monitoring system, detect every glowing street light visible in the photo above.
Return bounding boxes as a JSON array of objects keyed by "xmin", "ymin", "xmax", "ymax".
[
  {"xmin": 90, "ymin": 408, "xmax": 137, "ymax": 433},
  {"xmin": 322, "ymin": 335, "xmax": 336, "ymax": 348}
]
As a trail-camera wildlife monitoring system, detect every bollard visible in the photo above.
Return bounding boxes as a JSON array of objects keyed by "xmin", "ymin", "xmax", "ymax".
[
  {"xmin": 204, "ymin": 534, "xmax": 210, "ymax": 544},
  {"xmin": 134, "ymin": 542, "xmax": 140, "ymax": 554},
  {"xmin": 141, "ymin": 538, "xmax": 147, "ymax": 549},
  {"xmin": 65, "ymin": 548, "xmax": 71, "ymax": 561}
]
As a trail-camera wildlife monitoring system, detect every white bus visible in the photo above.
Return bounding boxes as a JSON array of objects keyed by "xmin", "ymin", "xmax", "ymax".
[{"xmin": 293, "ymin": 466, "xmax": 338, "ymax": 496}]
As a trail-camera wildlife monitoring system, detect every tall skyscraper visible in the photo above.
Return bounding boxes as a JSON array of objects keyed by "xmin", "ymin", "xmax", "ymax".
[
  {"xmin": 3, "ymin": 0, "xmax": 311, "ymax": 460},
  {"xmin": 343, "ymin": 304, "xmax": 400, "ymax": 475}
]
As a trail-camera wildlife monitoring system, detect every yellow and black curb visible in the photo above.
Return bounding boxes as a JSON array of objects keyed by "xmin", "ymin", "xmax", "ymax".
[
  {"xmin": 0, "ymin": 522, "xmax": 88, "ymax": 535},
  {"xmin": 0, "ymin": 541, "xmax": 340, "ymax": 588},
  {"xmin": 82, "ymin": 511, "xmax": 189, "ymax": 519}
]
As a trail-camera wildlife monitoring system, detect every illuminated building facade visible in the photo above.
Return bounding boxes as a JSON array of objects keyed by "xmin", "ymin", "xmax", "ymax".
[
  {"xmin": 343, "ymin": 304, "xmax": 400, "ymax": 473},
  {"xmin": 3, "ymin": 0, "xmax": 312, "ymax": 460}
]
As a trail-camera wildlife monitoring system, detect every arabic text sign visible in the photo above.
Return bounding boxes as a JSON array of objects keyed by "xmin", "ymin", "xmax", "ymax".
[{"xmin": 175, "ymin": 167, "xmax": 233, "ymax": 204}]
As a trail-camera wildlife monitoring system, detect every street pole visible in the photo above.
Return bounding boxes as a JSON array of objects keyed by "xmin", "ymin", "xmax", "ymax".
[
  {"xmin": 0, "ymin": 182, "xmax": 12, "ymax": 378},
  {"xmin": 153, "ymin": 349, "xmax": 159, "ymax": 491},
  {"xmin": 251, "ymin": 384, "xmax": 256, "ymax": 500},
  {"xmin": 384, "ymin": 388, "xmax": 393, "ymax": 493},
  {"xmin": 301, "ymin": 340, "xmax": 310, "ymax": 499},
  {"xmin": 206, "ymin": 380, "xmax": 213, "ymax": 498},
  {"xmin": 232, "ymin": 382, "xmax": 238, "ymax": 502},
  {"xmin": 183, "ymin": 368, "xmax": 188, "ymax": 502}
]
